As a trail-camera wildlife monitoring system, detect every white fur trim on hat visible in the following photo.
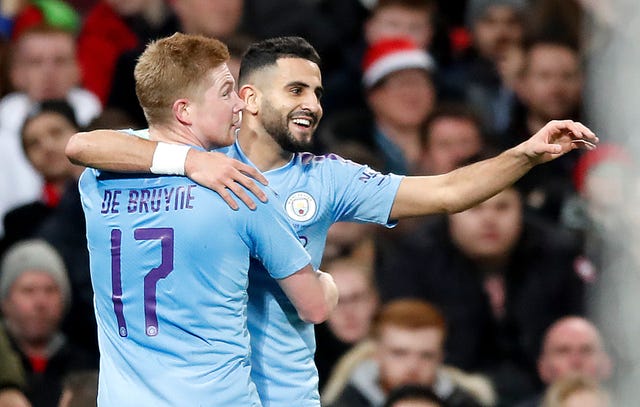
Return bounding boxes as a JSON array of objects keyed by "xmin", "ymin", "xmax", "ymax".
[{"xmin": 363, "ymin": 49, "xmax": 435, "ymax": 88}]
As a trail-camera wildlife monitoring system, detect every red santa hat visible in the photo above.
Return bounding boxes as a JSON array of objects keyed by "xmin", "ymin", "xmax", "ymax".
[
  {"xmin": 572, "ymin": 143, "xmax": 632, "ymax": 193},
  {"xmin": 362, "ymin": 37, "xmax": 435, "ymax": 89}
]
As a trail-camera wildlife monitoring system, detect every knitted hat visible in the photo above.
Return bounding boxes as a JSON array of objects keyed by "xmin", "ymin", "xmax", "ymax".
[
  {"xmin": 362, "ymin": 37, "xmax": 435, "ymax": 89},
  {"xmin": 11, "ymin": 0, "xmax": 80, "ymax": 40},
  {"xmin": 572, "ymin": 144, "xmax": 631, "ymax": 193},
  {"xmin": 0, "ymin": 239, "xmax": 71, "ymax": 307},
  {"xmin": 465, "ymin": 0, "xmax": 528, "ymax": 28}
]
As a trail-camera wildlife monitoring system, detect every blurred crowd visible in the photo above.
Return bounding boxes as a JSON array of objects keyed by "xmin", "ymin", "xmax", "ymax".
[{"xmin": 0, "ymin": 0, "xmax": 636, "ymax": 406}]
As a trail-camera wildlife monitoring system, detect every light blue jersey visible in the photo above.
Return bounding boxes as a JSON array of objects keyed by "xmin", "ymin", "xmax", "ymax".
[
  {"xmin": 80, "ymin": 144, "xmax": 311, "ymax": 406},
  {"xmin": 224, "ymin": 141, "xmax": 403, "ymax": 406}
]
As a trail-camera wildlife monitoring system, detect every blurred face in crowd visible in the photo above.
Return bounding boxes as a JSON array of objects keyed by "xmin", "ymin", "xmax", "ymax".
[
  {"xmin": 106, "ymin": 0, "xmax": 154, "ymax": 15},
  {"xmin": 520, "ymin": 44, "xmax": 583, "ymax": 122},
  {"xmin": 327, "ymin": 262, "xmax": 379, "ymax": 344},
  {"xmin": 367, "ymin": 69, "xmax": 435, "ymax": 131},
  {"xmin": 22, "ymin": 111, "xmax": 79, "ymax": 182},
  {"xmin": 538, "ymin": 317, "xmax": 611, "ymax": 385},
  {"xmin": 377, "ymin": 325, "xmax": 444, "ymax": 393},
  {"xmin": 420, "ymin": 116, "xmax": 483, "ymax": 175},
  {"xmin": 472, "ymin": 5, "xmax": 524, "ymax": 62},
  {"xmin": 11, "ymin": 32, "xmax": 79, "ymax": 101},
  {"xmin": 365, "ymin": 4, "xmax": 435, "ymax": 50},
  {"xmin": 448, "ymin": 188, "xmax": 522, "ymax": 262},
  {"xmin": 1, "ymin": 271, "xmax": 65, "ymax": 347},
  {"xmin": 172, "ymin": 0, "xmax": 243, "ymax": 38},
  {"xmin": 246, "ymin": 57, "xmax": 323, "ymax": 153}
]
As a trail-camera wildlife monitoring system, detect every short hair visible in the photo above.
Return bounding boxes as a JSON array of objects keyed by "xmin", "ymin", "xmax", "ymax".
[
  {"xmin": 21, "ymin": 99, "xmax": 79, "ymax": 151},
  {"xmin": 542, "ymin": 375, "xmax": 610, "ymax": 407},
  {"xmin": 134, "ymin": 33, "xmax": 230, "ymax": 125},
  {"xmin": 372, "ymin": 299, "xmax": 446, "ymax": 339},
  {"xmin": 521, "ymin": 35, "xmax": 581, "ymax": 74},
  {"xmin": 238, "ymin": 36, "xmax": 321, "ymax": 86},
  {"xmin": 420, "ymin": 102, "xmax": 484, "ymax": 148},
  {"xmin": 372, "ymin": 0, "xmax": 437, "ymax": 13},
  {"xmin": 383, "ymin": 384, "xmax": 446, "ymax": 407}
]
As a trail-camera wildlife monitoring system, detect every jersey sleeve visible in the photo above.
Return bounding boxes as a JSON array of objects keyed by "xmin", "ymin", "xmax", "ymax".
[
  {"xmin": 242, "ymin": 188, "xmax": 311, "ymax": 280},
  {"xmin": 325, "ymin": 155, "xmax": 403, "ymax": 226}
]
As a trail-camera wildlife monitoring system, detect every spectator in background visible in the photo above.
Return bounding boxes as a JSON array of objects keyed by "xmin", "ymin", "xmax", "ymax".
[
  {"xmin": 0, "ymin": 99, "xmax": 96, "ymax": 360},
  {"xmin": 516, "ymin": 316, "xmax": 612, "ymax": 407},
  {"xmin": 560, "ymin": 143, "xmax": 632, "ymax": 268},
  {"xmin": 319, "ymin": 37, "xmax": 436, "ymax": 174},
  {"xmin": 316, "ymin": 257, "xmax": 380, "ymax": 389},
  {"xmin": 383, "ymin": 385, "xmax": 447, "ymax": 407},
  {"xmin": 326, "ymin": 299, "xmax": 487, "ymax": 407},
  {"xmin": 0, "ymin": 25, "xmax": 100, "ymax": 232},
  {"xmin": 0, "ymin": 240, "xmax": 94, "ymax": 407},
  {"xmin": 440, "ymin": 0, "xmax": 528, "ymax": 136},
  {"xmin": 507, "ymin": 37, "xmax": 584, "ymax": 222},
  {"xmin": 107, "ymin": 0, "xmax": 245, "ymax": 127},
  {"xmin": 322, "ymin": 0, "xmax": 438, "ymax": 116},
  {"xmin": 0, "ymin": 323, "xmax": 30, "ymax": 407},
  {"xmin": 77, "ymin": 0, "xmax": 177, "ymax": 105},
  {"xmin": 417, "ymin": 103, "xmax": 485, "ymax": 176},
  {"xmin": 376, "ymin": 167, "xmax": 586, "ymax": 404},
  {"xmin": 1, "ymin": 100, "xmax": 82, "ymax": 256},
  {"xmin": 541, "ymin": 375, "xmax": 610, "ymax": 407}
]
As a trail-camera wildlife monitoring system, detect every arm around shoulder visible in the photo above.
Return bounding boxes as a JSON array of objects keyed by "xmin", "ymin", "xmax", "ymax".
[{"xmin": 65, "ymin": 129, "xmax": 156, "ymax": 171}]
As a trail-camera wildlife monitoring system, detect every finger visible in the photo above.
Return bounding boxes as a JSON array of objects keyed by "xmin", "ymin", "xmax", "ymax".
[
  {"xmin": 226, "ymin": 182, "xmax": 259, "ymax": 210},
  {"xmin": 571, "ymin": 139, "xmax": 597, "ymax": 150},
  {"xmin": 214, "ymin": 186, "xmax": 239, "ymax": 211},
  {"xmin": 572, "ymin": 122, "xmax": 598, "ymax": 141},
  {"xmin": 234, "ymin": 173, "xmax": 268, "ymax": 203},
  {"xmin": 236, "ymin": 163, "xmax": 269, "ymax": 186}
]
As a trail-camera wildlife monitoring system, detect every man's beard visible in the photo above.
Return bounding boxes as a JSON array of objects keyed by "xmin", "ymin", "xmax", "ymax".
[{"xmin": 261, "ymin": 102, "xmax": 314, "ymax": 153}]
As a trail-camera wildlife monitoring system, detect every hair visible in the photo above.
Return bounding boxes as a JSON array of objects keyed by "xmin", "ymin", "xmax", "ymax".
[
  {"xmin": 134, "ymin": 33, "xmax": 230, "ymax": 125},
  {"xmin": 11, "ymin": 24, "xmax": 76, "ymax": 66},
  {"xmin": 521, "ymin": 35, "xmax": 581, "ymax": 74},
  {"xmin": 21, "ymin": 99, "xmax": 79, "ymax": 151},
  {"xmin": 238, "ymin": 36, "xmax": 321, "ymax": 86},
  {"xmin": 372, "ymin": 299, "xmax": 446, "ymax": 339},
  {"xmin": 372, "ymin": 0, "xmax": 437, "ymax": 13},
  {"xmin": 383, "ymin": 384, "xmax": 446, "ymax": 407},
  {"xmin": 542, "ymin": 375, "xmax": 610, "ymax": 407},
  {"xmin": 420, "ymin": 102, "xmax": 484, "ymax": 148}
]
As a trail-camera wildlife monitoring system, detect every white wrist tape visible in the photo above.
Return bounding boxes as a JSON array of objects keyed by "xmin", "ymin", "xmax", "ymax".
[{"xmin": 149, "ymin": 142, "xmax": 190, "ymax": 175}]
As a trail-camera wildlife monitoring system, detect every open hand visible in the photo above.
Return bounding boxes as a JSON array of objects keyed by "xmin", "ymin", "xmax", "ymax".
[{"xmin": 185, "ymin": 150, "xmax": 269, "ymax": 210}]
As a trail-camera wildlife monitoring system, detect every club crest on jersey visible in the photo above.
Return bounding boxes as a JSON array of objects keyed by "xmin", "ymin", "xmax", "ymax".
[{"xmin": 285, "ymin": 192, "xmax": 317, "ymax": 222}]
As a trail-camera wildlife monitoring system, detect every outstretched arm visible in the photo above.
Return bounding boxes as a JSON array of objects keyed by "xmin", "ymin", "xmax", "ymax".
[
  {"xmin": 66, "ymin": 130, "xmax": 269, "ymax": 210},
  {"xmin": 390, "ymin": 120, "xmax": 598, "ymax": 218}
]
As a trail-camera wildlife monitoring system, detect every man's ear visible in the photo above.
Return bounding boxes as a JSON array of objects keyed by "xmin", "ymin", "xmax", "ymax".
[
  {"xmin": 239, "ymin": 85, "xmax": 259, "ymax": 115},
  {"xmin": 173, "ymin": 99, "xmax": 191, "ymax": 125}
]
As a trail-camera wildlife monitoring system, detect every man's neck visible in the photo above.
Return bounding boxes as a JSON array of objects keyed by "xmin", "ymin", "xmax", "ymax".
[
  {"xmin": 148, "ymin": 123, "xmax": 207, "ymax": 150},
  {"xmin": 237, "ymin": 127, "xmax": 293, "ymax": 172}
]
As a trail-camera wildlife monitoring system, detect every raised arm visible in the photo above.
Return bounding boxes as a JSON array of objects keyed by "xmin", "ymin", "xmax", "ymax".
[
  {"xmin": 66, "ymin": 130, "xmax": 268, "ymax": 210},
  {"xmin": 390, "ymin": 120, "xmax": 598, "ymax": 218},
  {"xmin": 278, "ymin": 267, "xmax": 338, "ymax": 324}
]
